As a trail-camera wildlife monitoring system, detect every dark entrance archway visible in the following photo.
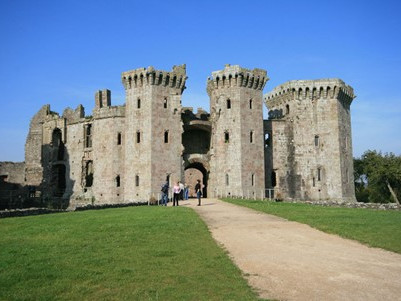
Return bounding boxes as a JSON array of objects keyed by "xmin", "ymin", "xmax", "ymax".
[{"xmin": 184, "ymin": 162, "xmax": 208, "ymax": 198}]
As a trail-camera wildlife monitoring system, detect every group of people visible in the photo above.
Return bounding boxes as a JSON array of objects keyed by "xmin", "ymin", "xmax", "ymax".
[{"xmin": 160, "ymin": 179, "xmax": 202, "ymax": 206}]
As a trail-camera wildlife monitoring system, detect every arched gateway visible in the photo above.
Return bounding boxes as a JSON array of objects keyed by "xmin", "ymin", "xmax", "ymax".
[{"xmin": 182, "ymin": 108, "xmax": 211, "ymax": 198}]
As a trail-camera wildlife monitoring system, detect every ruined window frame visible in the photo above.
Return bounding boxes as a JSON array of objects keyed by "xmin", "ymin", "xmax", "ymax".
[{"xmin": 85, "ymin": 124, "xmax": 92, "ymax": 148}]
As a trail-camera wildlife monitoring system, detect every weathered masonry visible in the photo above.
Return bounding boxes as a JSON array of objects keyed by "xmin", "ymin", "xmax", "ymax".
[{"xmin": 0, "ymin": 64, "xmax": 356, "ymax": 209}]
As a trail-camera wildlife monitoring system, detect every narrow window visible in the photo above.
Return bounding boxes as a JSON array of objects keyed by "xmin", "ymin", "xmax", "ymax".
[
  {"xmin": 224, "ymin": 131, "xmax": 229, "ymax": 143},
  {"xmin": 251, "ymin": 173, "xmax": 255, "ymax": 186},
  {"xmin": 317, "ymin": 168, "xmax": 321, "ymax": 181},
  {"xmin": 271, "ymin": 171, "xmax": 276, "ymax": 187},
  {"xmin": 116, "ymin": 175, "xmax": 120, "ymax": 187},
  {"xmin": 85, "ymin": 161, "xmax": 93, "ymax": 187},
  {"xmin": 249, "ymin": 99, "xmax": 253, "ymax": 109},
  {"xmin": 313, "ymin": 177, "xmax": 316, "ymax": 187},
  {"xmin": 265, "ymin": 132, "xmax": 270, "ymax": 147},
  {"xmin": 250, "ymin": 131, "xmax": 253, "ymax": 143},
  {"xmin": 314, "ymin": 135, "xmax": 319, "ymax": 147},
  {"xmin": 85, "ymin": 124, "xmax": 92, "ymax": 148},
  {"xmin": 346, "ymin": 168, "xmax": 349, "ymax": 183},
  {"xmin": 227, "ymin": 99, "xmax": 231, "ymax": 109},
  {"xmin": 117, "ymin": 132, "xmax": 122, "ymax": 145},
  {"xmin": 137, "ymin": 98, "xmax": 141, "ymax": 109},
  {"xmin": 136, "ymin": 131, "xmax": 141, "ymax": 143},
  {"xmin": 163, "ymin": 98, "xmax": 168, "ymax": 108},
  {"xmin": 135, "ymin": 175, "xmax": 139, "ymax": 187},
  {"xmin": 286, "ymin": 104, "xmax": 290, "ymax": 115},
  {"xmin": 164, "ymin": 130, "xmax": 169, "ymax": 143},
  {"xmin": 225, "ymin": 174, "xmax": 229, "ymax": 186}
]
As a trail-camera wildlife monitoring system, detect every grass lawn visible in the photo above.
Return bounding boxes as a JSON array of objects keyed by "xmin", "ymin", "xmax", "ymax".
[
  {"xmin": 0, "ymin": 206, "xmax": 263, "ymax": 301},
  {"xmin": 222, "ymin": 198, "xmax": 401, "ymax": 254}
]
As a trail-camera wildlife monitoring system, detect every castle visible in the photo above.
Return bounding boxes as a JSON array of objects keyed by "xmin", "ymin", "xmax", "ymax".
[{"xmin": 0, "ymin": 64, "xmax": 356, "ymax": 209}]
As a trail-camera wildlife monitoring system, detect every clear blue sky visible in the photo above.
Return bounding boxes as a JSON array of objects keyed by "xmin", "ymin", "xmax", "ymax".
[{"xmin": 1, "ymin": 0, "xmax": 400, "ymax": 161}]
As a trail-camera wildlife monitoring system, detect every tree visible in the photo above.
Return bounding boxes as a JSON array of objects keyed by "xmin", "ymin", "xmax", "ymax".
[{"xmin": 355, "ymin": 150, "xmax": 401, "ymax": 203}]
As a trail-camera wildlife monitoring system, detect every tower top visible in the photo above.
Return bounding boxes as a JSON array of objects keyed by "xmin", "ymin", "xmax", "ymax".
[
  {"xmin": 264, "ymin": 78, "xmax": 355, "ymax": 107},
  {"xmin": 206, "ymin": 64, "xmax": 268, "ymax": 95},
  {"xmin": 121, "ymin": 64, "xmax": 187, "ymax": 91}
]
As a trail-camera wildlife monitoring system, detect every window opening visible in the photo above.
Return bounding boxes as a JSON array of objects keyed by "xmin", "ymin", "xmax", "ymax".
[
  {"xmin": 137, "ymin": 131, "xmax": 141, "ymax": 143},
  {"xmin": 227, "ymin": 99, "xmax": 231, "ymax": 109},
  {"xmin": 135, "ymin": 175, "xmax": 139, "ymax": 187},
  {"xmin": 313, "ymin": 177, "xmax": 316, "ymax": 187},
  {"xmin": 85, "ymin": 161, "xmax": 93, "ymax": 187},
  {"xmin": 317, "ymin": 168, "xmax": 321, "ymax": 181},
  {"xmin": 117, "ymin": 132, "xmax": 122, "ymax": 145},
  {"xmin": 224, "ymin": 131, "xmax": 229, "ymax": 143},
  {"xmin": 271, "ymin": 171, "xmax": 276, "ymax": 187},
  {"xmin": 137, "ymin": 98, "xmax": 141, "ymax": 109},
  {"xmin": 286, "ymin": 104, "xmax": 290, "ymax": 115},
  {"xmin": 249, "ymin": 99, "xmax": 253, "ymax": 109},
  {"xmin": 250, "ymin": 131, "xmax": 253, "ymax": 143},
  {"xmin": 265, "ymin": 132, "xmax": 270, "ymax": 147},
  {"xmin": 251, "ymin": 173, "xmax": 255, "ymax": 186},
  {"xmin": 314, "ymin": 135, "xmax": 319, "ymax": 147},
  {"xmin": 163, "ymin": 98, "xmax": 168, "ymax": 108},
  {"xmin": 164, "ymin": 130, "xmax": 169, "ymax": 143},
  {"xmin": 116, "ymin": 175, "xmax": 120, "ymax": 187},
  {"xmin": 225, "ymin": 174, "xmax": 229, "ymax": 186},
  {"xmin": 85, "ymin": 124, "xmax": 92, "ymax": 148}
]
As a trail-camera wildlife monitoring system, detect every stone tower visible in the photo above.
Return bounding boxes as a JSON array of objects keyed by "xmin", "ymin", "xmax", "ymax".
[
  {"xmin": 121, "ymin": 65, "xmax": 187, "ymax": 201},
  {"xmin": 264, "ymin": 79, "xmax": 356, "ymax": 201},
  {"xmin": 207, "ymin": 65, "xmax": 268, "ymax": 198}
]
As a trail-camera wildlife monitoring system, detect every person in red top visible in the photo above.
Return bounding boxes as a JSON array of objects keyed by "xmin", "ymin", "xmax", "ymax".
[{"xmin": 173, "ymin": 182, "xmax": 181, "ymax": 206}]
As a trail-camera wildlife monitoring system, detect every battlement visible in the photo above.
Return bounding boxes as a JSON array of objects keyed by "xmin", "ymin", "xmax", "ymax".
[
  {"xmin": 121, "ymin": 64, "xmax": 187, "ymax": 91},
  {"xmin": 264, "ymin": 78, "xmax": 355, "ymax": 107},
  {"xmin": 206, "ymin": 64, "xmax": 268, "ymax": 95},
  {"xmin": 95, "ymin": 89, "xmax": 111, "ymax": 108}
]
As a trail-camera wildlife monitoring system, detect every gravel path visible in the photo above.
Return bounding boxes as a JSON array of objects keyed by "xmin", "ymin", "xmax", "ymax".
[{"xmin": 181, "ymin": 198, "xmax": 401, "ymax": 301}]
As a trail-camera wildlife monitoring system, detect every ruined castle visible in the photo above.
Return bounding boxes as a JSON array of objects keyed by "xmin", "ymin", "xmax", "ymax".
[{"xmin": 0, "ymin": 64, "xmax": 356, "ymax": 208}]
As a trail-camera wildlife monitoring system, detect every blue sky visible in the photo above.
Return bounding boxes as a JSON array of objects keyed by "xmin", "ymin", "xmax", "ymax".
[{"xmin": 1, "ymin": 0, "xmax": 400, "ymax": 161}]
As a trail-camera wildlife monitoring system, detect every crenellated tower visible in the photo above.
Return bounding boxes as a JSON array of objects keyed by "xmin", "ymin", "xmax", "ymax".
[
  {"xmin": 207, "ymin": 64, "xmax": 268, "ymax": 198},
  {"xmin": 122, "ymin": 65, "xmax": 187, "ymax": 201},
  {"xmin": 264, "ymin": 78, "xmax": 356, "ymax": 201}
]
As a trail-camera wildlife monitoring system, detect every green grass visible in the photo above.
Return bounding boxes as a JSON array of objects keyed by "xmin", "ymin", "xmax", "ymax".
[
  {"xmin": 0, "ymin": 206, "xmax": 263, "ymax": 301},
  {"xmin": 222, "ymin": 198, "xmax": 401, "ymax": 254}
]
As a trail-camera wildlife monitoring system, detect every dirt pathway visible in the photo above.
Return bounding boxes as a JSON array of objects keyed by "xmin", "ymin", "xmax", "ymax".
[{"xmin": 180, "ymin": 198, "xmax": 401, "ymax": 301}]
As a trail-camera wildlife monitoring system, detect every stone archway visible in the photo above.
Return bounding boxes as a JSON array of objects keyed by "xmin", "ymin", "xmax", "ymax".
[{"xmin": 184, "ymin": 161, "xmax": 208, "ymax": 198}]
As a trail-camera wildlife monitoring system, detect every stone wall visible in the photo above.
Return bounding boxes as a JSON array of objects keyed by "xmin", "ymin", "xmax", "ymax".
[{"xmin": 0, "ymin": 161, "xmax": 25, "ymax": 185}]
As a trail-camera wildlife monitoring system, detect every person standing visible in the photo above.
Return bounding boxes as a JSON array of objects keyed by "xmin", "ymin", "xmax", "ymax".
[
  {"xmin": 173, "ymin": 182, "xmax": 181, "ymax": 206},
  {"xmin": 161, "ymin": 180, "xmax": 169, "ymax": 206},
  {"xmin": 184, "ymin": 184, "xmax": 189, "ymax": 200},
  {"xmin": 195, "ymin": 179, "xmax": 202, "ymax": 206},
  {"xmin": 179, "ymin": 181, "xmax": 185, "ymax": 200}
]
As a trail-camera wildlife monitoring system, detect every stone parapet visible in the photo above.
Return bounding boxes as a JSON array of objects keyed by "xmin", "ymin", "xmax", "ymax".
[
  {"xmin": 207, "ymin": 64, "xmax": 268, "ymax": 95},
  {"xmin": 264, "ymin": 78, "xmax": 355, "ymax": 107},
  {"xmin": 121, "ymin": 65, "xmax": 187, "ymax": 91}
]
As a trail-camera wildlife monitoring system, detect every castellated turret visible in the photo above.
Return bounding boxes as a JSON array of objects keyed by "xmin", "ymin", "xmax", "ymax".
[
  {"xmin": 207, "ymin": 65, "xmax": 268, "ymax": 198},
  {"xmin": 122, "ymin": 65, "xmax": 187, "ymax": 201},
  {"xmin": 264, "ymin": 79, "xmax": 356, "ymax": 201}
]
